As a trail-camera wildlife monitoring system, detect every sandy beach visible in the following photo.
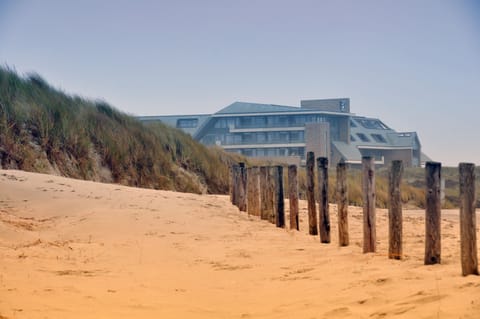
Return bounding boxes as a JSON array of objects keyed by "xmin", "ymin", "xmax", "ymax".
[{"xmin": 0, "ymin": 169, "xmax": 479, "ymax": 318}]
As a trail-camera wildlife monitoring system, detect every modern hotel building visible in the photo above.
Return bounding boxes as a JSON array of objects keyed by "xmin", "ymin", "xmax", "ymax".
[{"xmin": 139, "ymin": 98, "xmax": 426, "ymax": 167}]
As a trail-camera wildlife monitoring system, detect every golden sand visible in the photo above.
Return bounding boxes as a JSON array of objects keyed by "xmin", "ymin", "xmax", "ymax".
[{"xmin": 0, "ymin": 170, "xmax": 479, "ymax": 318}]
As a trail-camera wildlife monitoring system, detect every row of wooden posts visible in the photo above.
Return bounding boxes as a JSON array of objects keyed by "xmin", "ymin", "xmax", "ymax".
[{"xmin": 230, "ymin": 152, "xmax": 479, "ymax": 277}]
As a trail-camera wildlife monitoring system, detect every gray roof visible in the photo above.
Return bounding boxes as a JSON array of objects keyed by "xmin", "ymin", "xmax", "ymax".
[
  {"xmin": 215, "ymin": 102, "xmax": 299, "ymax": 115},
  {"xmin": 386, "ymin": 132, "xmax": 420, "ymax": 148},
  {"xmin": 332, "ymin": 141, "xmax": 363, "ymax": 162}
]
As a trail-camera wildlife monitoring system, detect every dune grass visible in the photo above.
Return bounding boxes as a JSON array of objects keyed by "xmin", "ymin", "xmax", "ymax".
[{"xmin": 0, "ymin": 66, "xmax": 243, "ymax": 194}]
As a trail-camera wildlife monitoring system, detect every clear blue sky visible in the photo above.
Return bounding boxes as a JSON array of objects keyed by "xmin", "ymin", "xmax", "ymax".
[{"xmin": 1, "ymin": 0, "xmax": 479, "ymax": 166}]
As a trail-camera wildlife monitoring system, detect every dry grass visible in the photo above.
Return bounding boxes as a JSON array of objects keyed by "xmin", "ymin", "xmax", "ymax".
[{"xmin": 0, "ymin": 66, "xmax": 243, "ymax": 194}]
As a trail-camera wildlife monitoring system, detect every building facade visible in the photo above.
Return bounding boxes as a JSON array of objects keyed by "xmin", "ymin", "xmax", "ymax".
[{"xmin": 139, "ymin": 98, "xmax": 426, "ymax": 167}]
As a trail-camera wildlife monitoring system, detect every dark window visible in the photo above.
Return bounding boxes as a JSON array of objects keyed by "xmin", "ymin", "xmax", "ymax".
[
  {"xmin": 290, "ymin": 131, "xmax": 301, "ymax": 142},
  {"xmin": 356, "ymin": 133, "xmax": 370, "ymax": 142},
  {"xmin": 371, "ymin": 133, "xmax": 387, "ymax": 143},
  {"xmin": 356, "ymin": 118, "xmax": 390, "ymax": 130},
  {"xmin": 256, "ymin": 132, "xmax": 266, "ymax": 143},
  {"xmin": 254, "ymin": 116, "xmax": 267, "ymax": 126},
  {"xmin": 176, "ymin": 118, "xmax": 198, "ymax": 128},
  {"xmin": 350, "ymin": 119, "xmax": 357, "ymax": 127},
  {"xmin": 350, "ymin": 134, "xmax": 356, "ymax": 142},
  {"xmin": 214, "ymin": 119, "xmax": 226, "ymax": 128},
  {"xmin": 239, "ymin": 117, "xmax": 253, "ymax": 127},
  {"xmin": 242, "ymin": 133, "xmax": 254, "ymax": 143}
]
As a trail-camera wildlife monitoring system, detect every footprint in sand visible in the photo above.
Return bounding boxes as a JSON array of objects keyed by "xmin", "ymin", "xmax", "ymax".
[
  {"xmin": 210, "ymin": 261, "xmax": 252, "ymax": 271},
  {"xmin": 323, "ymin": 307, "xmax": 351, "ymax": 317},
  {"xmin": 392, "ymin": 290, "xmax": 447, "ymax": 309}
]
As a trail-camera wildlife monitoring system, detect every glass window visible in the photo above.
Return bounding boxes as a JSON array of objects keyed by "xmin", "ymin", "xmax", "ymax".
[
  {"xmin": 350, "ymin": 134, "xmax": 356, "ymax": 142},
  {"xmin": 256, "ymin": 132, "xmax": 266, "ymax": 143},
  {"xmin": 214, "ymin": 119, "xmax": 226, "ymax": 128},
  {"xmin": 371, "ymin": 133, "xmax": 387, "ymax": 143},
  {"xmin": 356, "ymin": 133, "xmax": 370, "ymax": 142},
  {"xmin": 398, "ymin": 133, "xmax": 411, "ymax": 137},
  {"xmin": 355, "ymin": 118, "xmax": 390, "ymax": 130},
  {"xmin": 254, "ymin": 116, "xmax": 266, "ymax": 126},
  {"xmin": 176, "ymin": 118, "xmax": 198, "ymax": 128}
]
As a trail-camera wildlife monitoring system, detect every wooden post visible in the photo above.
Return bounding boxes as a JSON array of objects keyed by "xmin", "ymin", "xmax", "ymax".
[
  {"xmin": 362, "ymin": 156, "xmax": 376, "ymax": 253},
  {"xmin": 232, "ymin": 164, "xmax": 239, "ymax": 207},
  {"xmin": 268, "ymin": 166, "xmax": 276, "ymax": 223},
  {"xmin": 251, "ymin": 166, "xmax": 261, "ymax": 217},
  {"xmin": 336, "ymin": 162, "xmax": 349, "ymax": 246},
  {"xmin": 459, "ymin": 163, "xmax": 478, "ymax": 276},
  {"xmin": 317, "ymin": 157, "xmax": 330, "ymax": 243},
  {"xmin": 274, "ymin": 165, "xmax": 285, "ymax": 228},
  {"xmin": 260, "ymin": 166, "xmax": 270, "ymax": 220},
  {"xmin": 388, "ymin": 160, "xmax": 403, "ymax": 260},
  {"xmin": 238, "ymin": 162, "xmax": 247, "ymax": 212},
  {"xmin": 425, "ymin": 161, "xmax": 441, "ymax": 265},
  {"xmin": 246, "ymin": 167, "xmax": 254, "ymax": 215},
  {"xmin": 229, "ymin": 165, "xmax": 234, "ymax": 204},
  {"xmin": 306, "ymin": 152, "xmax": 318, "ymax": 235},
  {"xmin": 288, "ymin": 165, "xmax": 299, "ymax": 231}
]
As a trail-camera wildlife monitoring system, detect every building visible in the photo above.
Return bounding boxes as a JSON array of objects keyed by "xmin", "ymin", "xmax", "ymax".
[{"xmin": 139, "ymin": 98, "xmax": 426, "ymax": 167}]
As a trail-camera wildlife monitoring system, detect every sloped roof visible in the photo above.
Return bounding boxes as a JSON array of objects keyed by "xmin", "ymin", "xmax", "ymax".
[
  {"xmin": 215, "ymin": 101, "xmax": 299, "ymax": 115},
  {"xmin": 332, "ymin": 141, "xmax": 363, "ymax": 162},
  {"xmin": 386, "ymin": 132, "xmax": 419, "ymax": 147}
]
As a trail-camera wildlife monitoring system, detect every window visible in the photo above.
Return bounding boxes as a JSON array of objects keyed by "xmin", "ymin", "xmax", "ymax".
[
  {"xmin": 239, "ymin": 117, "xmax": 253, "ymax": 127},
  {"xmin": 371, "ymin": 134, "xmax": 387, "ymax": 143},
  {"xmin": 398, "ymin": 133, "xmax": 411, "ymax": 137},
  {"xmin": 254, "ymin": 116, "xmax": 266, "ymax": 126},
  {"xmin": 350, "ymin": 119, "xmax": 357, "ymax": 128},
  {"xmin": 350, "ymin": 134, "xmax": 356, "ymax": 142},
  {"xmin": 355, "ymin": 118, "xmax": 390, "ymax": 130},
  {"xmin": 176, "ymin": 118, "xmax": 198, "ymax": 128},
  {"xmin": 242, "ymin": 133, "xmax": 254, "ymax": 143},
  {"xmin": 356, "ymin": 133, "xmax": 370, "ymax": 142},
  {"xmin": 290, "ymin": 131, "xmax": 302, "ymax": 142},
  {"xmin": 214, "ymin": 119, "xmax": 226, "ymax": 128},
  {"xmin": 256, "ymin": 132, "xmax": 266, "ymax": 143}
]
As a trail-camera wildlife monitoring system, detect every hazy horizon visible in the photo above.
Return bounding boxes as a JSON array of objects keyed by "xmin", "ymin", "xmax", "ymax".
[{"xmin": 1, "ymin": 0, "xmax": 479, "ymax": 166}]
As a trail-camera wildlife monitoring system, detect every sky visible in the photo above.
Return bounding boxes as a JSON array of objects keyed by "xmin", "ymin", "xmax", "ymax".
[{"xmin": 1, "ymin": 0, "xmax": 479, "ymax": 166}]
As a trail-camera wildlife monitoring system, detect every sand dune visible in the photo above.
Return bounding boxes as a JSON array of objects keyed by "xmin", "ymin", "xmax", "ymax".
[{"xmin": 0, "ymin": 169, "xmax": 479, "ymax": 318}]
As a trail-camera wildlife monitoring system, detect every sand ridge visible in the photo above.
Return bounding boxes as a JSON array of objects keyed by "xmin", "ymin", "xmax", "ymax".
[{"xmin": 0, "ymin": 169, "xmax": 479, "ymax": 318}]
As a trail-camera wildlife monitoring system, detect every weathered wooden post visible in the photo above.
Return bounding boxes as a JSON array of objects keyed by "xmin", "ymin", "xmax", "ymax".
[
  {"xmin": 251, "ymin": 166, "xmax": 261, "ymax": 217},
  {"xmin": 268, "ymin": 166, "xmax": 276, "ymax": 223},
  {"xmin": 306, "ymin": 152, "xmax": 318, "ymax": 235},
  {"xmin": 388, "ymin": 160, "xmax": 403, "ymax": 260},
  {"xmin": 229, "ymin": 165, "xmax": 234, "ymax": 204},
  {"xmin": 274, "ymin": 165, "xmax": 285, "ymax": 228},
  {"xmin": 288, "ymin": 164, "xmax": 299, "ymax": 231},
  {"xmin": 459, "ymin": 163, "xmax": 478, "ymax": 276},
  {"xmin": 317, "ymin": 157, "xmax": 330, "ymax": 243},
  {"xmin": 238, "ymin": 162, "xmax": 247, "ymax": 212},
  {"xmin": 336, "ymin": 162, "xmax": 349, "ymax": 246},
  {"xmin": 260, "ymin": 166, "xmax": 270, "ymax": 220},
  {"xmin": 232, "ymin": 164, "xmax": 239, "ymax": 207},
  {"xmin": 246, "ymin": 167, "xmax": 254, "ymax": 215},
  {"xmin": 362, "ymin": 156, "xmax": 376, "ymax": 253},
  {"xmin": 425, "ymin": 161, "xmax": 441, "ymax": 265}
]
